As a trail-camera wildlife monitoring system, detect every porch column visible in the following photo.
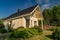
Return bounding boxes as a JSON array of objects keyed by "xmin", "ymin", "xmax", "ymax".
[{"xmin": 41, "ymin": 19, "xmax": 44, "ymax": 30}]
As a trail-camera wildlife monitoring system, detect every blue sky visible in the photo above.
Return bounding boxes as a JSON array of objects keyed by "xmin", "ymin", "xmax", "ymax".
[{"xmin": 0, "ymin": 0, "xmax": 60, "ymax": 18}]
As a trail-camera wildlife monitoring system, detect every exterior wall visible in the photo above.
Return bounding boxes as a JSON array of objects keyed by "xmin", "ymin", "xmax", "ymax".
[
  {"xmin": 12, "ymin": 17, "xmax": 26, "ymax": 29},
  {"xmin": 12, "ymin": 17, "xmax": 24, "ymax": 29},
  {"xmin": 29, "ymin": 16, "xmax": 38, "ymax": 28},
  {"xmin": 3, "ymin": 17, "xmax": 26, "ymax": 29}
]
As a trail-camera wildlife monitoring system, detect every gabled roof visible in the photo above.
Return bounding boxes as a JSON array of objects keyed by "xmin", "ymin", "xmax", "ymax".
[{"xmin": 4, "ymin": 4, "xmax": 38, "ymax": 20}]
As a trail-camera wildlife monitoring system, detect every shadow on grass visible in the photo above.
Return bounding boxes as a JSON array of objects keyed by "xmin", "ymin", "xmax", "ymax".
[
  {"xmin": 45, "ymin": 35, "xmax": 59, "ymax": 40},
  {"xmin": 45, "ymin": 35, "xmax": 53, "ymax": 39}
]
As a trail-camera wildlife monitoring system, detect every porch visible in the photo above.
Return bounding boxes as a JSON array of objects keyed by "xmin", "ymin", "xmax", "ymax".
[{"xmin": 25, "ymin": 17, "xmax": 44, "ymax": 30}]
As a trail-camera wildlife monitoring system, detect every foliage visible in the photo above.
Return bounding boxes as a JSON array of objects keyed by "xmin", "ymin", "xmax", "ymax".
[
  {"xmin": 52, "ymin": 28, "xmax": 60, "ymax": 40},
  {"xmin": 42, "ymin": 5, "xmax": 60, "ymax": 26},
  {"xmin": 0, "ymin": 19, "xmax": 7, "ymax": 33},
  {"xmin": 33, "ymin": 26, "xmax": 43, "ymax": 34},
  {"xmin": 10, "ymin": 27, "xmax": 43, "ymax": 38},
  {"xmin": 0, "ymin": 28, "xmax": 7, "ymax": 33},
  {"xmin": 7, "ymin": 21, "xmax": 14, "ymax": 32},
  {"xmin": 0, "ymin": 19, "xmax": 4, "ymax": 28},
  {"xmin": 47, "ymin": 28, "xmax": 56, "ymax": 31}
]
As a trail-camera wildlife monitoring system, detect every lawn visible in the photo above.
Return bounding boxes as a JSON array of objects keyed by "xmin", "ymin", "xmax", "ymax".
[
  {"xmin": 0, "ymin": 31, "xmax": 53, "ymax": 40},
  {"xmin": 8, "ymin": 31, "xmax": 53, "ymax": 40},
  {"xmin": 40, "ymin": 31, "xmax": 53, "ymax": 40}
]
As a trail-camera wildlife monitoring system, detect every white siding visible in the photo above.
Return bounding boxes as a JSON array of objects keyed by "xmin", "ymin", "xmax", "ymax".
[
  {"xmin": 29, "ymin": 16, "xmax": 38, "ymax": 28},
  {"xmin": 3, "ymin": 17, "xmax": 26, "ymax": 29},
  {"xmin": 12, "ymin": 17, "xmax": 26, "ymax": 29}
]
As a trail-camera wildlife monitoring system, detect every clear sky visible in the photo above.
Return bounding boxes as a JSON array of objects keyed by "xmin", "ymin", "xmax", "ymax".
[{"xmin": 0, "ymin": 0, "xmax": 60, "ymax": 18}]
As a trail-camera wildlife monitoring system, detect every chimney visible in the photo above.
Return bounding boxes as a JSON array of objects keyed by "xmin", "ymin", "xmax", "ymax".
[{"xmin": 17, "ymin": 9, "xmax": 21, "ymax": 13}]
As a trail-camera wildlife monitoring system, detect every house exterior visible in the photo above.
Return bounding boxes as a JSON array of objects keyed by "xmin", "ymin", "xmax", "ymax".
[{"xmin": 3, "ymin": 5, "xmax": 44, "ymax": 29}]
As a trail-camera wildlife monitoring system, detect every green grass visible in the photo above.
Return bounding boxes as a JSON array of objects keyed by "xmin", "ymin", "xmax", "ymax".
[
  {"xmin": 40, "ymin": 31, "xmax": 53, "ymax": 40},
  {"xmin": 8, "ymin": 31, "xmax": 53, "ymax": 40},
  {"xmin": 40, "ymin": 36, "xmax": 52, "ymax": 40},
  {"xmin": 0, "ymin": 31, "xmax": 53, "ymax": 40}
]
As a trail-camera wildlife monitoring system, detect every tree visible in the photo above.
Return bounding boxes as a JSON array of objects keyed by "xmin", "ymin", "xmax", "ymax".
[
  {"xmin": 42, "ymin": 9, "xmax": 52, "ymax": 26},
  {"xmin": 52, "ymin": 5, "xmax": 60, "ymax": 26},
  {"xmin": 42, "ymin": 5, "xmax": 60, "ymax": 26}
]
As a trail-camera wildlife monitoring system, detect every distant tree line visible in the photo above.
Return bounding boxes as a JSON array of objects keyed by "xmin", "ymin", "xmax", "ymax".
[{"xmin": 42, "ymin": 5, "xmax": 60, "ymax": 26}]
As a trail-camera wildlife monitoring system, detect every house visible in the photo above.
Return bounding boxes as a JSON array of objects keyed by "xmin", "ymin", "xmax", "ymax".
[{"xmin": 3, "ymin": 5, "xmax": 44, "ymax": 29}]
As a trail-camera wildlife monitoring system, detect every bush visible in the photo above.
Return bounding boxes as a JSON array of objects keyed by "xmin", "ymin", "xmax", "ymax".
[
  {"xmin": 32, "ymin": 26, "xmax": 43, "ymax": 35},
  {"xmin": 0, "ymin": 28, "xmax": 7, "ymax": 33},
  {"xmin": 47, "ymin": 28, "xmax": 56, "ymax": 31},
  {"xmin": 10, "ymin": 28, "xmax": 33, "ymax": 38},
  {"xmin": 0, "ymin": 19, "xmax": 4, "ymax": 27},
  {"xmin": 0, "ymin": 19, "xmax": 7, "ymax": 33},
  {"xmin": 10, "ymin": 27, "xmax": 43, "ymax": 38},
  {"xmin": 7, "ymin": 23, "xmax": 14, "ymax": 32},
  {"xmin": 35, "ymin": 26, "xmax": 43, "ymax": 34},
  {"xmin": 15, "ymin": 27, "xmax": 24, "ymax": 31},
  {"xmin": 52, "ymin": 28, "xmax": 60, "ymax": 40}
]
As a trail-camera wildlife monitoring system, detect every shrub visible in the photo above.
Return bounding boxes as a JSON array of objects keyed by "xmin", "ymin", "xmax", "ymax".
[
  {"xmin": 0, "ymin": 19, "xmax": 7, "ymax": 33},
  {"xmin": 15, "ymin": 27, "xmax": 24, "ymax": 31},
  {"xmin": 0, "ymin": 28, "xmax": 7, "ymax": 33},
  {"xmin": 33, "ymin": 26, "xmax": 43, "ymax": 34},
  {"xmin": 6, "ymin": 21, "xmax": 15, "ymax": 32},
  {"xmin": 10, "ymin": 27, "xmax": 43, "ymax": 38},
  {"xmin": 10, "ymin": 28, "xmax": 33, "ymax": 38},
  {"xmin": 0, "ymin": 19, "xmax": 4, "ymax": 28},
  {"xmin": 52, "ymin": 28, "xmax": 60, "ymax": 40},
  {"xmin": 29, "ymin": 28, "xmax": 38, "ymax": 35},
  {"xmin": 47, "ymin": 28, "xmax": 56, "ymax": 31}
]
